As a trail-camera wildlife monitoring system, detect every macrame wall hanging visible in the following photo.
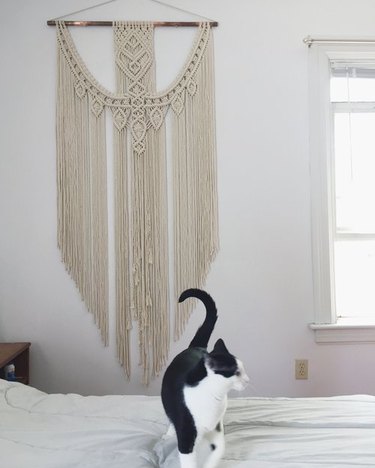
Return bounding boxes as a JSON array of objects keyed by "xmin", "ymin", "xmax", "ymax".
[{"xmin": 54, "ymin": 15, "xmax": 218, "ymax": 384}]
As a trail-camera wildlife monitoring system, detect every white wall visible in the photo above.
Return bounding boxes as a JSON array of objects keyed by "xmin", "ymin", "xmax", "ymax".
[{"xmin": 1, "ymin": 0, "xmax": 375, "ymax": 397}]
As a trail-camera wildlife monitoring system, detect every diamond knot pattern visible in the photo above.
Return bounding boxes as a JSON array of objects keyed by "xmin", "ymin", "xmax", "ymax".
[
  {"xmin": 171, "ymin": 93, "xmax": 185, "ymax": 116},
  {"xmin": 113, "ymin": 108, "xmax": 130, "ymax": 131},
  {"xmin": 75, "ymin": 81, "xmax": 86, "ymax": 99},
  {"xmin": 91, "ymin": 97, "xmax": 104, "ymax": 117},
  {"xmin": 149, "ymin": 107, "xmax": 164, "ymax": 130},
  {"xmin": 187, "ymin": 79, "xmax": 197, "ymax": 97}
]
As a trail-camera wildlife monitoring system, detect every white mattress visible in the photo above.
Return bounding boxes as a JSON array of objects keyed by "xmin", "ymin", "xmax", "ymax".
[{"xmin": 0, "ymin": 379, "xmax": 374, "ymax": 467}]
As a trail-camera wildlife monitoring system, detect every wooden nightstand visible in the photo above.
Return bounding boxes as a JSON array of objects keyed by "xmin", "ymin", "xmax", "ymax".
[{"xmin": 0, "ymin": 342, "xmax": 31, "ymax": 385}]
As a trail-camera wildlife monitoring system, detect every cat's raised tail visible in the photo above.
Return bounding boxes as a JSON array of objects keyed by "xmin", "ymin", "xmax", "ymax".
[{"xmin": 179, "ymin": 288, "xmax": 218, "ymax": 349}]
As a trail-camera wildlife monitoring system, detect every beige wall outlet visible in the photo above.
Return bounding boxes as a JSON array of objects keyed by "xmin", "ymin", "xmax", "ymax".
[{"xmin": 295, "ymin": 359, "xmax": 308, "ymax": 380}]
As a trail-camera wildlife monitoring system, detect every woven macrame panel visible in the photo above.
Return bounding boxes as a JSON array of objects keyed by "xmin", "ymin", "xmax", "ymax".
[{"xmin": 55, "ymin": 21, "xmax": 218, "ymax": 384}]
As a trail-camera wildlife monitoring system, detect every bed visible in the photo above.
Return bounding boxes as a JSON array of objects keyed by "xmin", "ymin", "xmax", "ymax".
[{"xmin": 0, "ymin": 379, "xmax": 374, "ymax": 467}]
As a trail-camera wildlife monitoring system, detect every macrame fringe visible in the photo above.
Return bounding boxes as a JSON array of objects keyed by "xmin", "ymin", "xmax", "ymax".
[
  {"xmin": 56, "ymin": 42, "xmax": 109, "ymax": 345},
  {"xmin": 172, "ymin": 33, "xmax": 219, "ymax": 339},
  {"xmin": 56, "ymin": 21, "xmax": 217, "ymax": 384}
]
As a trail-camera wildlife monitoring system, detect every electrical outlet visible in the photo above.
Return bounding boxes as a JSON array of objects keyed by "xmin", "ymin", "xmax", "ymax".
[{"xmin": 295, "ymin": 359, "xmax": 308, "ymax": 380}]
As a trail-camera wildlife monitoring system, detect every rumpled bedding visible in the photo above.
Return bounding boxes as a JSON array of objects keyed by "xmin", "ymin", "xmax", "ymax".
[{"xmin": 0, "ymin": 379, "xmax": 374, "ymax": 467}]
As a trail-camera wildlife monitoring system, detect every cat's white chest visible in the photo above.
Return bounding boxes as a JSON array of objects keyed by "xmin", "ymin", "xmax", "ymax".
[{"xmin": 183, "ymin": 377, "xmax": 228, "ymax": 432}]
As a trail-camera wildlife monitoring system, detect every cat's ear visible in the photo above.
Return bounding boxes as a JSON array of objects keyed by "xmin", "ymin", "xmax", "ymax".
[{"xmin": 213, "ymin": 338, "xmax": 229, "ymax": 354}]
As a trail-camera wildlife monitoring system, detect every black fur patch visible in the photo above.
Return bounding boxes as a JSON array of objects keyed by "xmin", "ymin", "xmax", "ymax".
[
  {"xmin": 175, "ymin": 406, "xmax": 197, "ymax": 454},
  {"xmin": 209, "ymin": 352, "xmax": 238, "ymax": 378},
  {"xmin": 161, "ymin": 347, "xmax": 208, "ymax": 454},
  {"xmin": 186, "ymin": 359, "xmax": 208, "ymax": 386}
]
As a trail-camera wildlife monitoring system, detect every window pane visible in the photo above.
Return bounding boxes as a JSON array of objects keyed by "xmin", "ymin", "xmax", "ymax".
[
  {"xmin": 334, "ymin": 239, "xmax": 375, "ymax": 318},
  {"xmin": 331, "ymin": 77, "xmax": 349, "ymax": 102},
  {"xmin": 334, "ymin": 112, "xmax": 375, "ymax": 233},
  {"xmin": 329, "ymin": 63, "xmax": 375, "ymax": 323},
  {"xmin": 331, "ymin": 76, "xmax": 375, "ymax": 102}
]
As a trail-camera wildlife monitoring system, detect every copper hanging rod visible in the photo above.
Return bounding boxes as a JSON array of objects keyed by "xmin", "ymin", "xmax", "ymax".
[{"xmin": 47, "ymin": 20, "xmax": 218, "ymax": 27}]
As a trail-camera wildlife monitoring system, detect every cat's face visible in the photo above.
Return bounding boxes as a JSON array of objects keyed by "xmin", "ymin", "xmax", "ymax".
[
  {"xmin": 207, "ymin": 339, "xmax": 249, "ymax": 391},
  {"xmin": 232, "ymin": 358, "xmax": 249, "ymax": 391}
]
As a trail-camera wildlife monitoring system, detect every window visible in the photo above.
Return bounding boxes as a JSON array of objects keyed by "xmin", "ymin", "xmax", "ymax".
[{"xmin": 308, "ymin": 44, "xmax": 375, "ymax": 342}]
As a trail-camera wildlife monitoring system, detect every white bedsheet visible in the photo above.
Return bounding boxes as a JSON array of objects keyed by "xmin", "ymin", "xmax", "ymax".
[{"xmin": 0, "ymin": 379, "xmax": 374, "ymax": 467}]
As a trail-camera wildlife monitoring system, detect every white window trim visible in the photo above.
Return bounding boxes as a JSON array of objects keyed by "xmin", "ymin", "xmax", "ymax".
[{"xmin": 308, "ymin": 43, "xmax": 375, "ymax": 343}]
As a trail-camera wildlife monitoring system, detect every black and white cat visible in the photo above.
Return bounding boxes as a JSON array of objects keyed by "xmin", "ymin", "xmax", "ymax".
[{"xmin": 161, "ymin": 289, "xmax": 249, "ymax": 468}]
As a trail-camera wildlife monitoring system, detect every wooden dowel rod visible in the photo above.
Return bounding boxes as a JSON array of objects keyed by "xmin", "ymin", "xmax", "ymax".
[{"xmin": 47, "ymin": 20, "xmax": 218, "ymax": 27}]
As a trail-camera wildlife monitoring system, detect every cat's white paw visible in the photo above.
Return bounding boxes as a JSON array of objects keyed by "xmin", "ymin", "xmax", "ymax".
[{"xmin": 179, "ymin": 452, "xmax": 198, "ymax": 468}]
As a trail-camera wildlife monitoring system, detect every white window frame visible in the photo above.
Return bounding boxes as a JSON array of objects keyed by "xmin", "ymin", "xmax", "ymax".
[{"xmin": 308, "ymin": 43, "xmax": 375, "ymax": 343}]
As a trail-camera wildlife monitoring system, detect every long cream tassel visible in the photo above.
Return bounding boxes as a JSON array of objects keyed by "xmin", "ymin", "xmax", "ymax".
[
  {"xmin": 114, "ymin": 22, "xmax": 170, "ymax": 383},
  {"xmin": 56, "ymin": 25, "xmax": 109, "ymax": 346},
  {"xmin": 173, "ymin": 30, "xmax": 219, "ymax": 339},
  {"xmin": 144, "ymin": 126, "xmax": 170, "ymax": 381},
  {"xmin": 113, "ymin": 26, "xmax": 132, "ymax": 378},
  {"xmin": 114, "ymin": 127, "xmax": 131, "ymax": 376}
]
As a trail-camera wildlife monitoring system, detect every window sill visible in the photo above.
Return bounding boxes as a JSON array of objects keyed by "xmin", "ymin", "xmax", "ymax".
[{"xmin": 310, "ymin": 320, "xmax": 375, "ymax": 343}]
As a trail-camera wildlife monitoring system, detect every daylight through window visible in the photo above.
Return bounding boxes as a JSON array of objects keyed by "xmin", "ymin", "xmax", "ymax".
[{"xmin": 331, "ymin": 63, "xmax": 375, "ymax": 321}]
